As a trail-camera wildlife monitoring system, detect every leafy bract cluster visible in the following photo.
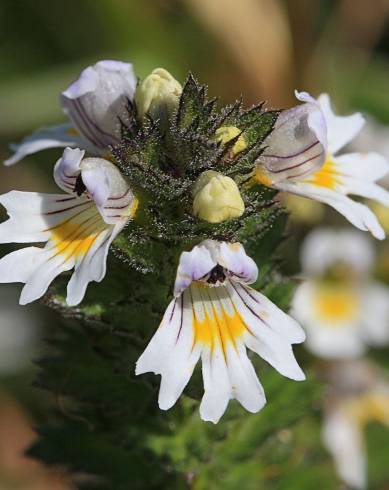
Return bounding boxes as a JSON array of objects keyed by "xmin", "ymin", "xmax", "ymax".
[{"xmin": 111, "ymin": 74, "xmax": 279, "ymax": 273}]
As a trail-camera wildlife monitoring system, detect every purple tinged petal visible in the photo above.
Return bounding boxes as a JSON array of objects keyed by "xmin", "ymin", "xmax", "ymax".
[
  {"xmin": 61, "ymin": 59, "xmax": 137, "ymax": 150},
  {"xmin": 62, "ymin": 66, "xmax": 99, "ymax": 99},
  {"xmin": 53, "ymin": 147, "xmax": 85, "ymax": 193},
  {"xmin": 4, "ymin": 124, "xmax": 86, "ymax": 166},
  {"xmin": 257, "ymin": 90, "xmax": 327, "ymax": 184},
  {"xmin": 174, "ymin": 240, "xmax": 258, "ymax": 295},
  {"xmin": 79, "ymin": 157, "xmax": 136, "ymax": 225},
  {"xmin": 218, "ymin": 242, "xmax": 258, "ymax": 284},
  {"xmin": 174, "ymin": 243, "xmax": 217, "ymax": 297}
]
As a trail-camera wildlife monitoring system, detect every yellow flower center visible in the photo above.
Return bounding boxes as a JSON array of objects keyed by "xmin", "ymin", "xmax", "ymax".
[
  {"xmin": 129, "ymin": 196, "xmax": 139, "ymax": 218},
  {"xmin": 190, "ymin": 285, "xmax": 247, "ymax": 353},
  {"xmin": 50, "ymin": 207, "xmax": 106, "ymax": 260},
  {"xmin": 313, "ymin": 284, "xmax": 360, "ymax": 324},
  {"xmin": 305, "ymin": 154, "xmax": 341, "ymax": 189}
]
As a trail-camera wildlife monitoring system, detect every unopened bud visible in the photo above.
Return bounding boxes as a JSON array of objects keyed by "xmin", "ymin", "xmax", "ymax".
[
  {"xmin": 214, "ymin": 126, "xmax": 247, "ymax": 156},
  {"xmin": 192, "ymin": 170, "xmax": 245, "ymax": 223},
  {"xmin": 135, "ymin": 68, "xmax": 182, "ymax": 119}
]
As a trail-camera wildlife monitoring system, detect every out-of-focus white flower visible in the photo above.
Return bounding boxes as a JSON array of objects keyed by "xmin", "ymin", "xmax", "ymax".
[
  {"xmin": 0, "ymin": 147, "xmax": 137, "ymax": 306},
  {"xmin": 255, "ymin": 92, "xmax": 389, "ymax": 239},
  {"xmin": 322, "ymin": 360, "xmax": 389, "ymax": 489},
  {"xmin": 135, "ymin": 68, "xmax": 182, "ymax": 120},
  {"xmin": 291, "ymin": 228, "xmax": 389, "ymax": 359},
  {"xmin": 350, "ymin": 116, "xmax": 389, "ymax": 233},
  {"xmin": 192, "ymin": 170, "xmax": 245, "ymax": 223},
  {"xmin": 5, "ymin": 60, "xmax": 137, "ymax": 165},
  {"xmin": 351, "ymin": 116, "xmax": 389, "ymax": 167},
  {"xmin": 136, "ymin": 240, "xmax": 305, "ymax": 423}
]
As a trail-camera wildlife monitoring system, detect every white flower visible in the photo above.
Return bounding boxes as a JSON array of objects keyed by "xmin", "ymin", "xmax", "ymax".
[
  {"xmin": 136, "ymin": 240, "xmax": 305, "ymax": 423},
  {"xmin": 0, "ymin": 147, "xmax": 137, "ymax": 306},
  {"xmin": 5, "ymin": 60, "xmax": 137, "ymax": 166},
  {"xmin": 256, "ymin": 91, "xmax": 327, "ymax": 186},
  {"xmin": 322, "ymin": 360, "xmax": 389, "ymax": 489},
  {"xmin": 291, "ymin": 228, "xmax": 389, "ymax": 359},
  {"xmin": 255, "ymin": 92, "xmax": 389, "ymax": 239}
]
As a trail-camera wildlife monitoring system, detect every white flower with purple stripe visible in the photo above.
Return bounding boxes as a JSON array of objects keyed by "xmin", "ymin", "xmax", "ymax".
[
  {"xmin": 5, "ymin": 60, "xmax": 137, "ymax": 165},
  {"xmin": 136, "ymin": 239, "xmax": 305, "ymax": 423},
  {"xmin": 255, "ymin": 91, "xmax": 389, "ymax": 239},
  {"xmin": 257, "ymin": 91, "xmax": 327, "ymax": 184},
  {"xmin": 0, "ymin": 147, "xmax": 138, "ymax": 306}
]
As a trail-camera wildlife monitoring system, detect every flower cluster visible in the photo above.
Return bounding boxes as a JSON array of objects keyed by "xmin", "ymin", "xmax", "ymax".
[{"xmin": 1, "ymin": 59, "xmax": 389, "ymax": 423}]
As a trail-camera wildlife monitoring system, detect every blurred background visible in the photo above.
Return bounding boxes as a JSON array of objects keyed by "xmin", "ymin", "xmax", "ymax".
[{"xmin": 1, "ymin": 0, "xmax": 389, "ymax": 488}]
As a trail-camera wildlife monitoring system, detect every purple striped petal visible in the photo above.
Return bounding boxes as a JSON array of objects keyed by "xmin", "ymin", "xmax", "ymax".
[
  {"xmin": 53, "ymin": 148, "xmax": 137, "ymax": 225},
  {"xmin": 61, "ymin": 60, "xmax": 137, "ymax": 151},
  {"xmin": 257, "ymin": 91, "xmax": 327, "ymax": 184}
]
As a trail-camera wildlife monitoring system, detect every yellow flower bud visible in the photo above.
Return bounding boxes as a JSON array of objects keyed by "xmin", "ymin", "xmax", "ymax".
[
  {"xmin": 192, "ymin": 170, "xmax": 245, "ymax": 223},
  {"xmin": 214, "ymin": 126, "xmax": 247, "ymax": 156},
  {"xmin": 135, "ymin": 68, "xmax": 182, "ymax": 119}
]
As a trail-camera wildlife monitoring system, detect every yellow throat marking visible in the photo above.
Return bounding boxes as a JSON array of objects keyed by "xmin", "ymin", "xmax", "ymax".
[
  {"xmin": 313, "ymin": 284, "xmax": 359, "ymax": 324},
  {"xmin": 192, "ymin": 296, "xmax": 246, "ymax": 351},
  {"xmin": 50, "ymin": 208, "xmax": 106, "ymax": 260},
  {"xmin": 305, "ymin": 155, "xmax": 341, "ymax": 189},
  {"xmin": 253, "ymin": 167, "xmax": 273, "ymax": 187}
]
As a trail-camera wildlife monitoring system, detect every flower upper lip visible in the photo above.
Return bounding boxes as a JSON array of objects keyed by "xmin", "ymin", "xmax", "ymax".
[{"xmin": 4, "ymin": 59, "xmax": 137, "ymax": 166}]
